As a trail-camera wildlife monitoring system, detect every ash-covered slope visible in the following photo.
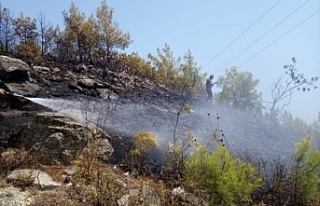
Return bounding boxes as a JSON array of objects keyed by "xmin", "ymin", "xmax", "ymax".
[
  {"xmin": 28, "ymin": 96, "xmax": 306, "ymax": 163},
  {"xmin": 105, "ymin": 100, "xmax": 302, "ymax": 162}
]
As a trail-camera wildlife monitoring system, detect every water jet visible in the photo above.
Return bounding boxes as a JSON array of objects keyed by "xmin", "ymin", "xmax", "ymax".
[
  {"xmin": 8, "ymin": 94, "xmax": 308, "ymax": 165},
  {"xmin": 3, "ymin": 91, "xmax": 30, "ymax": 99}
]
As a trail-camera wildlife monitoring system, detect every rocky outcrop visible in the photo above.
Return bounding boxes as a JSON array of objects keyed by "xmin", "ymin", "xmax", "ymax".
[
  {"xmin": 9, "ymin": 112, "xmax": 113, "ymax": 165},
  {"xmin": 0, "ymin": 55, "xmax": 40, "ymax": 97},
  {"xmin": 0, "ymin": 55, "xmax": 30, "ymax": 81},
  {"xmin": 0, "ymin": 186, "xmax": 31, "ymax": 206},
  {"xmin": 7, "ymin": 169, "xmax": 61, "ymax": 190},
  {"xmin": 5, "ymin": 81, "xmax": 40, "ymax": 97},
  {"xmin": 0, "ymin": 55, "xmax": 179, "ymax": 103}
]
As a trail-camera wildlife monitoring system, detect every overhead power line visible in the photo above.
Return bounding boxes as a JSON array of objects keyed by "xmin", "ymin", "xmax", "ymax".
[
  {"xmin": 238, "ymin": 8, "xmax": 320, "ymax": 68},
  {"xmin": 216, "ymin": 0, "xmax": 310, "ymax": 73},
  {"xmin": 202, "ymin": 0, "xmax": 283, "ymax": 69}
]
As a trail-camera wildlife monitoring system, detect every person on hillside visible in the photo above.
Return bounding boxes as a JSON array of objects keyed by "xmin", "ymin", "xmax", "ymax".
[
  {"xmin": 0, "ymin": 88, "xmax": 14, "ymax": 97},
  {"xmin": 206, "ymin": 74, "xmax": 216, "ymax": 103},
  {"xmin": 0, "ymin": 88, "xmax": 5, "ymax": 97},
  {"xmin": 0, "ymin": 88, "xmax": 10, "ymax": 109}
]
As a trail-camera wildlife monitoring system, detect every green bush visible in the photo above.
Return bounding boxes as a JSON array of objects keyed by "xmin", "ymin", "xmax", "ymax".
[
  {"xmin": 13, "ymin": 171, "xmax": 35, "ymax": 190},
  {"xmin": 291, "ymin": 135, "xmax": 320, "ymax": 205},
  {"xmin": 129, "ymin": 131, "xmax": 159, "ymax": 158},
  {"xmin": 128, "ymin": 131, "xmax": 159, "ymax": 175},
  {"xmin": 184, "ymin": 144, "xmax": 262, "ymax": 205}
]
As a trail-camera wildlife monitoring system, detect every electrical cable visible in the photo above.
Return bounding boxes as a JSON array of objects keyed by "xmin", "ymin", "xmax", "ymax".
[
  {"xmin": 216, "ymin": 0, "xmax": 310, "ymax": 73},
  {"xmin": 202, "ymin": 0, "xmax": 283, "ymax": 69},
  {"xmin": 238, "ymin": 8, "xmax": 320, "ymax": 68}
]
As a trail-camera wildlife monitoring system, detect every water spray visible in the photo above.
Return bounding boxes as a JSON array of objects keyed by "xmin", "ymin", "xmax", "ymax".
[
  {"xmin": 4, "ymin": 91, "xmax": 15, "ymax": 96},
  {"xmin": 4, "ymin": 91, "xmax": 25, "ymax": 98},
  {"xmin": 1, "ymin": 92, "xmax": 300, "ymax": 163}
]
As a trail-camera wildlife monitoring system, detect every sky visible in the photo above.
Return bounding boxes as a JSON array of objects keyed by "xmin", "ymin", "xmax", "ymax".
[{"xmin": 2, "ymin": 0, "xmax": 320, "ymax": 124}]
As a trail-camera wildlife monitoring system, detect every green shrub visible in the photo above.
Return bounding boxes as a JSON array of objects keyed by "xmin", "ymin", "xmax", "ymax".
[
  {"xmin": 128, "ymin": 131, "xmax": 159, "ymax": 175},
  {"xmin": 129, "ymin": 131, "xmax": 159, "ymax": 158},
  {"xmin": 13, "ymin": 171, "xmax": 35, "ymax": 190},
  {"xmin": 184, "ymin": 144, "xmax": 262, "ymax": 205},
  {"xmin": 291, "ymin": 135, "xmax": 320, "ymax": 205}
]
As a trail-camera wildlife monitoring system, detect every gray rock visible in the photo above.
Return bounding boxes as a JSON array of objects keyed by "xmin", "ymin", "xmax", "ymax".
[
  {"xmin": 172, "ymin": 187, "xmax": 207, "ymax": 206},
  {"xmin": 63, "ymin": 166, "xmax": 80, "ymax": 176},
  {"xmin": 51, "ymin": 67, "xmax": 61, "ymax": 73},
  {"xmin": 10, "ymin": 112, "xmax": 113, "ymax": 165},
  {"xmin": 97, "ymin": 88, "xmax": 119, "ymax": 100},
  {"xmin": 5, "ymin": 81, "xmax": 40, "ymax": 96},
  {"xmin": 0, "ymin": 186, "xmax": 31, "ymax": 206},
  {"xmin": 78, "ymin": 77, "xmax": 96, "ymax": 88},
  {"xmin": 117, "ymin": 194, "xmax": 129, "ymax": 206},
  {"xmin": 0, "ymin": 55, "xmax": 41, "ymax": 96},
  {"xmin": 73, "ymin": 64, "xmax": 87, "ymax": 73},
  {"xmin": 7, "ymin": 169, "xmax": 61, "ymax": 190},
  {"xmin": 142, "ymin": 184, "xmax": 161, "ymax": 206},
  {"xmin": 33, "ymin": 66, "xmax": 50, "ymax": 73},
  {"xmin": 0, "ymin": 55, "xmax": 30, "ymax": 81},
  {"xmin": 129, "ymin": 189, "xmax": 139, "ymax": 197},
  {"xmin": 115, "ymin": 179, "xmax": 127, "ymax": 188},
  {"xmin": 68, "ymin": 82, "xmax": 83, "ymax": 92},
  {"xmin": 97, "ymin": 139, "xmax": 114, "ymax": 162}
]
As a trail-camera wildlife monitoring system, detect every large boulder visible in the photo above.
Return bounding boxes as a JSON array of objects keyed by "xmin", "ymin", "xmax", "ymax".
[
  {"xmin": 0, "ymin": 55, "xmax": 30, "ymax": 81},
  {"xmin": 5, "ymin": 81, "xmax": 40, "ymax": 97},
  {"xmin": 9, "ymin": 112, "xmax": 113, "ymax": 165},
  {"xmin": 7, "ymin": 169, "xmax": 61, "ymax": 190},
  {"xmin": 0, "ymin": 55, "xmax": 40, "ymax": 96}
]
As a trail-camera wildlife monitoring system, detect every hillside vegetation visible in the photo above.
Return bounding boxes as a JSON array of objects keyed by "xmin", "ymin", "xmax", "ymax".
[{"xmin": 0, "ymin": 1, "xmax": 319, "ymax": 205}]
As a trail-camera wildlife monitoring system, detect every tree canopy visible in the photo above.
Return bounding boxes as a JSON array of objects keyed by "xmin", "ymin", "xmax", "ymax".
[
  {"xmin": 96, "ymin": 0, "xmax": 131, "ymax": 64},
  {"xmin": 216, "ymin": 67, "xmax": 262, "ymax": 110},
  {"xmin": 148, "ymin": 44, "xmax": 205, "ymax": 96}
]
